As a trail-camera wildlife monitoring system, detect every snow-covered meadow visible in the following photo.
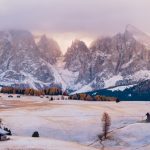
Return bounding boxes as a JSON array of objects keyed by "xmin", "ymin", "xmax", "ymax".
[{"xmin": 0, "ymin": 94, "xmax": 150, "ymax": 150}]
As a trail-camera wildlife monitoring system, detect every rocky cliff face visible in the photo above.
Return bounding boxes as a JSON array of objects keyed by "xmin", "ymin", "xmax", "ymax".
[
  {"xmin": 64, "ymin": 25, "xmax": 150, "ymax": 92},
  {"xmin": 64, "ymin": 40, "xmax": 91, "ymax": 83},
  {"xmin": 0, "ymin": 25, "xmax": 150, "ymax": 92},
  {"xmin": 89, "ymin": 27, "xmax": 150, "ymax": 84},
  {"xmin": 0, "ymin": 30, "xmax": 56, "ymax": 89},
  {"xmin": 37, "ymin": 35, "xmax": 61, "ymax": 64}
]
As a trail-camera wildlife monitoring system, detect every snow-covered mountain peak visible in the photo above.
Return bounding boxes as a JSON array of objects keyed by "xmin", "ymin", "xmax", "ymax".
[
  {"xmin": 125, "ymin": 24, "xmax": 150, "ymax": 49},
  {"xmin": 37, "ymin": 35, "xmax": 62, "ymax": 64},
  {"xmin": 64, "ymin": 40, "xmax": 90, "ymax": 73},
  {"xmin": 125, "ymin": 24, "xmax": 144, "ymax": 35},
  {"xmin": 1, "ymin": 27, "xmax": 150, "ymax": 93},
  {"xmin": 68, "ymin": 39, "xmax": 89, "ymax": 53}
]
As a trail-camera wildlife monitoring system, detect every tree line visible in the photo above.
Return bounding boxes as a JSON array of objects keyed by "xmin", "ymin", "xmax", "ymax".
[
  {"xmin": 69, "ymin": 93, "xmax": 119, "ymax": 101},
  {"xmin": 0, "ymin": 86, "xmax": 67, "ymax": 96}
]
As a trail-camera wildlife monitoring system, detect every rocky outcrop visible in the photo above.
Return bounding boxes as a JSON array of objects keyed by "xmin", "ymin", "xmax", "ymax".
[
  {"xmin": 64, "ymin": 40, "xmax": 91, "ymax": 83},
  {"xmin": 64, "ymin": 25, "xmax": 150, "ymax": 92},
  {"xmin": 0, "ymin": 25, "xmax": 150, "ymax": 92},
  {"xmin": 0, "ymin": 30, "xmax": 57, "ymax": 89},
  {"xmin": 37, "ymin": 35, "xmax": 61, "ymax": 64}
]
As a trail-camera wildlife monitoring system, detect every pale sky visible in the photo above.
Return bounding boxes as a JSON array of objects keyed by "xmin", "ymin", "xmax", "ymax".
[{"xmin": 0, "ymin": 0, "xmax": 150, "ymax": 53}]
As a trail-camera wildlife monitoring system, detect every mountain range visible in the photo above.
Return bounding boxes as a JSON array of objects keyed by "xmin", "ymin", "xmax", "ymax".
[{"xmin": 0, "ymin": 25, "xmax": 150, "ymax": 93}]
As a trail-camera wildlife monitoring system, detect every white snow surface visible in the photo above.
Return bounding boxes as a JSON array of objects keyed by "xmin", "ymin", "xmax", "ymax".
[
  {"xmin": 104, "ymin": 74, "xmax": 123, "ymax": 88},
  {"xmin": 0, "ymin": 136, "xmax": 97, "ymax": 150},
  {"xmin": 130, "ymin": 70, "xmax": 150, "ymax": 81},
  {"xmin": 0, "ymin": 95, "xmax": 150, "ymax": 149},
  {"xmin": 108, "ymin": 84, "xmax": 135, "ymax": 91},
  {"xmin": 71, "ymin": 82, "xmax": 93, "ymax": 94},
  {"xmin": 54, "ymin": 57, "xmax": 79, "ymax": 91}
]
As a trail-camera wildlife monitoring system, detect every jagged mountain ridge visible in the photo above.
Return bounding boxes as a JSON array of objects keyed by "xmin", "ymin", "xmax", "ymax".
[
  {"xmin": 0, "ymin": 25, "xmax": 150, "ymax": 92},
  {"xmin": 0, "ymin": 30, "xmax": 61, "ymax": 89},
  {"xmin": 125, "ymin": 24, "xmax": 150, "ymax": 49},
  {"xmin": 37, "ymin": 35, "xmax": 62, "ymax": 64},
  {"xmin": 64, "ymin": 25, "xmax": 150, "ymax": 93}
]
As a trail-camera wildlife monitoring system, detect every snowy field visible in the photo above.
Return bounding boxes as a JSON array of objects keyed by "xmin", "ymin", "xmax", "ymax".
[{"xmin": 0, "ymin": 94, "xmax": 150, "ymax": 150}]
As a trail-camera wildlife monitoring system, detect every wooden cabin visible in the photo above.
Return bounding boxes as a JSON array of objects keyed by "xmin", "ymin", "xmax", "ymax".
[{"xmin": 0, "ymin": 128, "xmax": 9, "ymax": 141}]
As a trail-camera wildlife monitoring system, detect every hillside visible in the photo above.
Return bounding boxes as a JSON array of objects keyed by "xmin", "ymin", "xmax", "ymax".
[{"xmin": 0, "ymin": 95, "xmax": 150, "ymax": 149}]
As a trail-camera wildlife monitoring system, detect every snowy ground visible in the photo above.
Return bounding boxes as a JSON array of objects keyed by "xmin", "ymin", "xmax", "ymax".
[
  {"xmin": 0, "ymin": 136, "xmax": 98, "ymax": 150},
  {"xmin": 0, "ymin": 94, "xmax": 150, "ymax": 150}
]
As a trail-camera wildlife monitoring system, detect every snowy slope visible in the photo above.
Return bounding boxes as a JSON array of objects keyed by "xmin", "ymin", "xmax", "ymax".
[
  {"xmin": 54, "ymin": 56, "xmax": 79, "ymax": 91},
  {"xmin": 0, "ymin": 136, "xmax": 98, "ymax": 150},
  {"xmin": 1, "ymin": 97, "xmax": 150, "ymax": 149},
  {"xmin": 108, "ymin": 84, "xmax": 135, "ymax": 91},
  {"xmin": 111, "ymin": 123, "xmax": 150, "ymax": 150}
]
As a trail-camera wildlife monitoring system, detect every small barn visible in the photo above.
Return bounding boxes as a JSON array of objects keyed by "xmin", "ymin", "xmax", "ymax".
[{"xmin": 0, "ymin": 128, "xmax": 9, "ymax": 141}]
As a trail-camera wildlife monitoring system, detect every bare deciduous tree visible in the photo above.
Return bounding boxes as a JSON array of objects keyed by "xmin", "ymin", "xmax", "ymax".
[{"xmin": 101, "ymin": 112, "xmax": 111, "ymax": 139}]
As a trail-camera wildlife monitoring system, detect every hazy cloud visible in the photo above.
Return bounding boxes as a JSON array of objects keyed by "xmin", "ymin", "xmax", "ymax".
[
  {"xmin": 0, "ymin": 0, "xmax": 150, "ymax": 52},
  {"xmin": 0, "ymin": 0, "xmax": 150, "ymax": 35}
]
